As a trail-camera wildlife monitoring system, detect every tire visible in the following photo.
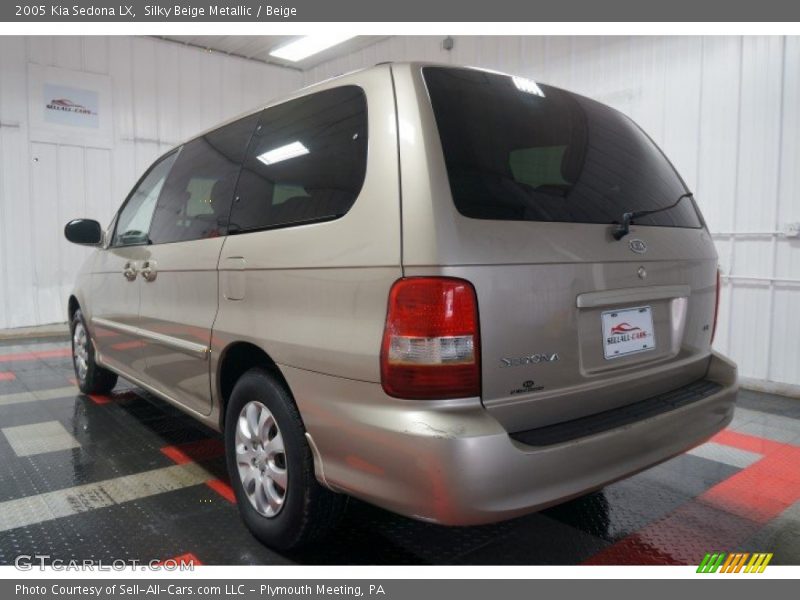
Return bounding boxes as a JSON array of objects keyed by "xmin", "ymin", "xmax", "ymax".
[
  {"xmin": 71, "ymin": 309, "xmax": 118, "ymax": 395},
  {"xmin": 224, "ymin": 368, "xmax": 346, "ymax": 550}
]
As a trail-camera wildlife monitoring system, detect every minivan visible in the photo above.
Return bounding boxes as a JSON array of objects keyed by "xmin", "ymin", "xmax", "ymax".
[{"xmin": 64, "ymin": 63, "xmax": 738, "ymax": 550}]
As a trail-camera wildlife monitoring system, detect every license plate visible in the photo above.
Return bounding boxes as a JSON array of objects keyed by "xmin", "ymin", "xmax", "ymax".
[{"xmin": 601, "ymin": 306, "xmax": 656, "ymax": 360}]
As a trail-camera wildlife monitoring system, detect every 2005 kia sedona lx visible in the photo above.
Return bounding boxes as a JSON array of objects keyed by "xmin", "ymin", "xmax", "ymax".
[{"xmin": 64, "ymin": 63, "xmax": 738, "ymax": 550}]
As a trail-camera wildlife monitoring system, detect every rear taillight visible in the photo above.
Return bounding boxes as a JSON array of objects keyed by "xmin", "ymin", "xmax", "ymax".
[
  {"xmin": 380, "ymin": 277, "xmax": 480, "ymax": 399},
  {"xmin": 711, "ymin": 268, "xmax": 721, "ymax": 344}
]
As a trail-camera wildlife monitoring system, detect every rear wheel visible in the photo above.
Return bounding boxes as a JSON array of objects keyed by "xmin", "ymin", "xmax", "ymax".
[
  {"xmin": 224, "ymin": 368, "xmax": 346, "ymax": 550},
  {"xmin": 71, "ymin": 309, "xmax": 118, "ymax": 395}
]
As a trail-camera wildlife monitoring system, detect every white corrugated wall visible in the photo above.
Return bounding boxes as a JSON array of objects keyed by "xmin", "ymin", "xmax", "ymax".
[
  {"xmin": 305, "ymin": 36, "xmax": 800, "ymax": 390},
  {"xmin": 0, "ymin": 36, "xmax": 302, "ymax": 330},
  {"xmin": 1, "ymin": 35, "xmax": 798, "ymax": 391}
]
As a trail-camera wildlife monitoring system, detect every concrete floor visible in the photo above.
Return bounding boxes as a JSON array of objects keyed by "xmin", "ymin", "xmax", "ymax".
[{"xmin": 0, "ymin": 336, "xmax": 798, "ymax": 565}]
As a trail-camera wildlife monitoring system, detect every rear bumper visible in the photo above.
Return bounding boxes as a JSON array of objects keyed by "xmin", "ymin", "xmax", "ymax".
[{"xmin": 286, "ymin": 352, "xmax": 737, "ymax": 526}]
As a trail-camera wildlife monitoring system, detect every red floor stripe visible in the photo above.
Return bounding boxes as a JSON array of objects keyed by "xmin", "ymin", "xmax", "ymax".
[
  {"xmin": 0, "ymin": 348, "xmax": 71, "ymax": 363},
  {"xmin": 161, "ymin": 439, "xmax": 233, "ymax": 503},
  {"xmin": 584, "ymin": 429, "xmax": 800, "ymax": 565},
  {"xmin": 701, "ymin": 446, "xmax": 800, "ymax": 523},
  {"xmin": 0, "ymin": 371, "xmax": 16, "ymax": 381},
  {"xmin": 206, "ymin": 478, "xmax": 236, "ymax": 503},
  {"xmin": 84, "ymin": 390, "xmax": 141, "ymax": 406},
  {"xmin": 160, "ymin": 438, "xmax": 225, "ymax": 464},
  {"xmin": 710, "ymin": 428, "xmax": 786, "ymax": 456},
  {"xmin": 157, "ymin": 553, "xmax": 203, "ymax": 566},
  {"xmin": 160, "ymin": 445, "xmax": 193, "ymax": 465}
]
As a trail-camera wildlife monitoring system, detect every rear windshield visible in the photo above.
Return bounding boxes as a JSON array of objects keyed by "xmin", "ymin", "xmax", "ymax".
[{"xmin": 423, "ymin": 67, "xmax": 702, "ymax": 228}]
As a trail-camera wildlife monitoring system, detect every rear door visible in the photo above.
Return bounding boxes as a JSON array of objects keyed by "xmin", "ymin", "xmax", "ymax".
[
  {"xmin": 215, "ymin": 83, "xmax": 390, "ymax": 381},
  {"xmin": 394, "ymin": 64, "xmax": 719, "ymax": 432},
  {"xmin": 137, "ymin": 114, "xmax": 258, "ymax": 416}
]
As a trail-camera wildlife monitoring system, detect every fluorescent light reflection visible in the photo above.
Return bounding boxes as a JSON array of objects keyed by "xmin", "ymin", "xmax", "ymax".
[
  {"xmin": 256, "ymin": 141, "xmax": 309, "ymax": 165},
  {"xmin": 512, "ymin": 76, "xmax": 545, "ymax": 97},
  {"xmin": 269, "ymin": 35, "xmax": 356, "ymax": 62}
]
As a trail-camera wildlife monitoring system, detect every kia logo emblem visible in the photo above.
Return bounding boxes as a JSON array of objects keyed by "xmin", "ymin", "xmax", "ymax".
[{"xmin": 629, "ymin": 239, "xmax": 647, "ymax": 254}]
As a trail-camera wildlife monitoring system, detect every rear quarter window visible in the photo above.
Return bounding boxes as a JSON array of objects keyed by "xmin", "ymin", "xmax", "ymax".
[
  {"xmin": 230, "ymin": 86, "xmax": 368, "ymax": 233},
  {"xmin": 423, "ymin": 66, "xmax": 702, "ymax": 229}
]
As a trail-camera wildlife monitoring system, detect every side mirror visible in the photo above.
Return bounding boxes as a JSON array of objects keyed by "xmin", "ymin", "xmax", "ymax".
[{"xmin": 64, "ymin": 219, "xmax": 103, "ymax": 246}]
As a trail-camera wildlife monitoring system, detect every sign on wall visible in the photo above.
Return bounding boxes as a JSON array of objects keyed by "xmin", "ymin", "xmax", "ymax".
[{"xmin": 27, "ymin": 64, "xmax": 113, "ymax": 148}]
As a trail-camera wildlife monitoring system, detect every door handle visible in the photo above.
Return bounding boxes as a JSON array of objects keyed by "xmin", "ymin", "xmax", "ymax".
[
  {"xmin": 140, "ymin": 260, "xmax": 157, "ymax": 282},
  {"xmin": 122, "ymin": 262, "xmax": 138, "ymax": 281},
  {"xmin": 221, "ymin": 256, "xmax": 246, "ymax": 301}
]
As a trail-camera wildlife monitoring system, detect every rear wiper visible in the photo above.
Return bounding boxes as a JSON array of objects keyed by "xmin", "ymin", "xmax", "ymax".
[{"xmin": 612, "ymin": 192, "xmax": 694, "ymax": 240}]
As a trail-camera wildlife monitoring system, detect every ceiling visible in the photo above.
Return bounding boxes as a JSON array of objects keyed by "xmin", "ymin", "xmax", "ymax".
[{"xmin": 156, "ymin": 36, "xmax": 388, "ymax": 70}]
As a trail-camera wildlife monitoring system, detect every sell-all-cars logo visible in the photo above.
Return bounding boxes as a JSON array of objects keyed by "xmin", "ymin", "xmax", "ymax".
[
  {"xmin": 696, "ymin": 551, "xmax": 773, "ymax": 573},
  {"xmin": 607, "ymin": 321, "xmax": 650, "ymax": 345},
  {"xmin": 610, "ymin": 322, "xmax": 641, "ymax": 335},
  {"xmin": 46, "ymin": 98, "xmax": 96, "ymax": 116},
  {"xmin": 629, "ymin": 239, "xmax": 647, "ymax": 254}
]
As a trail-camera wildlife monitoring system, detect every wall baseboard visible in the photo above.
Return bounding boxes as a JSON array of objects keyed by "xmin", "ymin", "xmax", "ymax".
[
  {"xmin": 739, "ymin": 377, "xmax": 800, "ymax": 400},
  {"xmin": 0, "ymin": 322, "xmax": 68, "ymax": 340}
]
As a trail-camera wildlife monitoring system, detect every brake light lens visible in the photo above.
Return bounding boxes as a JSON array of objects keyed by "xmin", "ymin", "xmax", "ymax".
[
  {"xmin": 711, "ymin": 268, "xmax": 721, "ymax": 344},
  {"xmin": 381, "ymin": 277, "xmax": 480, "ymax": 399}
]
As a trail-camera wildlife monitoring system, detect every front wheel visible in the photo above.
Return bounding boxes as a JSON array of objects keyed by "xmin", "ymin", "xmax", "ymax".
[
  {"xmin": 71, "ymin": 309, "xmax": 118, "ymax": 395},
  {"xmin": 224, "ymin": 368, "xmax": 346, "ymax": 550}
]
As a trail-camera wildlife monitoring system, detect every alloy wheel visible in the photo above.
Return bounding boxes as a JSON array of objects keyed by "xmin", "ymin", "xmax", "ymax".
[
  {"xmin": 72, "ymin": 322, "xmax": 89, "ymax": 382},
  {"xmin": 234, "ymin": 401, "xmax": 288, "ymax": 517}
]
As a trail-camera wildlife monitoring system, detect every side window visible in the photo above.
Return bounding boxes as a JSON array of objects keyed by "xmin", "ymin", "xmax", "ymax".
[
  {"xmin": 230, "ymin": 86, "xmax": 367, "ymax": 233},
  {"xmin": 112, "ymin": 151, "xmax": 178, "ymax": 247},
  {"xmin": 148, "ymin": 114, "xmax": 258, "ymax": 245}
]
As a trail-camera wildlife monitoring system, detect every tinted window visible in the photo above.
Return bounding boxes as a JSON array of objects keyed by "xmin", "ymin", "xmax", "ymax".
[
  {"xmin": 148, "ymin": 114, "xmax": 258, "ymax": 245},
  {"xmin": 423, "ymin": 67, "xmax": 702, "ymax": 228},
  {"xmin": 230, "ymin": 86, "xmax": 367, "ymax": 233},
  {"xmin": 113, "ymin": 151, "xmax": 178, "ymax": 247}
]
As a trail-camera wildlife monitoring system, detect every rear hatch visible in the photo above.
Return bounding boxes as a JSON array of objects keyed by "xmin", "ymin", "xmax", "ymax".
[{"xmin": 417, "ymin": 66, "xmax": 719, "ymax": 432}]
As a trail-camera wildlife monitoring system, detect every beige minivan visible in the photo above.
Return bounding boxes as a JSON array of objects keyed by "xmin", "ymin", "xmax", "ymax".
[{"xmin": 64, "ymin": 62, "xmax": 738, "ymax": 550}]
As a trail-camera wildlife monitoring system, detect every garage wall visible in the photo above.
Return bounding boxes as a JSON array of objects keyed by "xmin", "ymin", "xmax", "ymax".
[
  {"xmin": 0, "ymin": 36, "xmax": 301, "ymax": 330},
  {"xmin": 305, "ymin": 36, "xmax": 800, "ymax": 389}
]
